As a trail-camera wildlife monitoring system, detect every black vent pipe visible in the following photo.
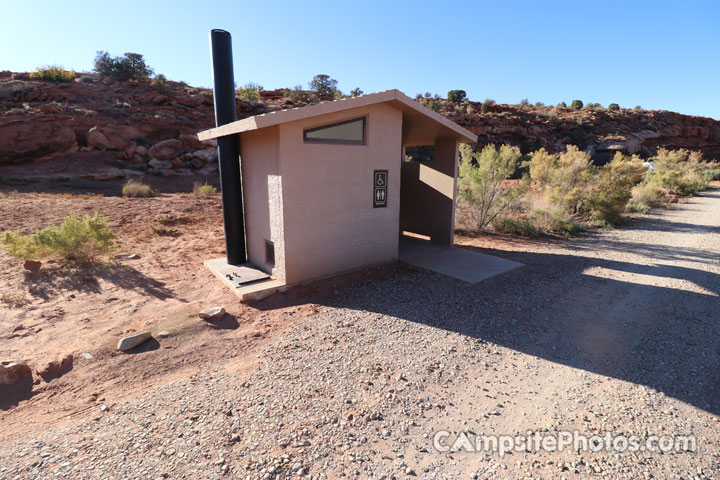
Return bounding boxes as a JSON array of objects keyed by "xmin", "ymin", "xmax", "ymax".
[{"xmin": 209, "ymin": 29, "xmax": 246, "ymax": 265}]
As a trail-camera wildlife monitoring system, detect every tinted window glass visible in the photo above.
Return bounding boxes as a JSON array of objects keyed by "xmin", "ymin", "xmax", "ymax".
[{"xmin": 304, "ymin": 117, "xmax": 365, "ymax": 144}]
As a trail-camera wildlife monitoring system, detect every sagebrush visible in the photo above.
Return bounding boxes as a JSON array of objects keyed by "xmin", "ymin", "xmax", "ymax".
[{"xmin": 0, "ymin": 213, "xmax": 115, "ymax": 262}]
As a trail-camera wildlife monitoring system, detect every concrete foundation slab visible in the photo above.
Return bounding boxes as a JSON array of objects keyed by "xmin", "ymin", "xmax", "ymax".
[
  {"xmin": 204, "ymin": 258, "xmax": 284, "ymax": 301},
  {"xmin": 399, "ymin": 237, "xmax": 523, "ymax": 283}
]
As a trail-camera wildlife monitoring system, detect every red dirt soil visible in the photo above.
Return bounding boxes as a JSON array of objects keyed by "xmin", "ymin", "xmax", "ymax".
[{"xmin": 0, "ymin": 185, "xmax": 325, "ymax": 443}]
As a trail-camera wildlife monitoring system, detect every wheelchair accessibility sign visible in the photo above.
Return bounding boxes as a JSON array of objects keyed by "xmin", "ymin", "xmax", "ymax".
[{"xmin": 373, "ymin": 170, "xmax": 388, "ymax": 208}]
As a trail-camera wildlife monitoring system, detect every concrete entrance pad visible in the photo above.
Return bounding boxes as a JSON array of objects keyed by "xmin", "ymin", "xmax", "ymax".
[
  {"xmin": 204, "ymin": 258, "xmax": 285, "ymax": 301},
  {"xmin": 399, "ymin": 237, "xmax": 523, "ymax": 283}
]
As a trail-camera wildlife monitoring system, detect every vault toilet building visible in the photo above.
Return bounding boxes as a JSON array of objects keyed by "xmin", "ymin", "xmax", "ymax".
[{"xmin": 198, "ymin": 88, "xmax": 478, "ymax": 299}]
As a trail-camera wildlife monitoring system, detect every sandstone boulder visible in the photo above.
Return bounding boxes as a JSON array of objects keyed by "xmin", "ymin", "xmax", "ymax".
[
  {"xmin": 87, "ymin": 125, "xmax": 140, "ymax": 151},
  {"xmin": 0, "ymin": 360, "xmax": 32, "ymax": 385},
  {"xmin": 193, "ymin": 148, "xmax": 217, "ymax": 163},
  {"xmin": 149, "ymin": 139, "xmax": 184, "ymax": 161},
  {"xmin": 35, "ymin": 353, "xmax": 73, "ymax": 382},
  {"xmin": 117, "ymin": 332, "xmax": 152, "ymax": 351},
  {"xmin": 179, "ymin": 133, "xmax": 205, "ymax": 151},
  {"xmin": 148, "ymin": 158, "xmax": 171, "ymax": 170},
  {"xmin": 199, "ymin": 307, "xmax": 225, "ymax": 320},
  {"xmin": 0, "ymin": 118, "xmax": 77, "ymax": 164}
]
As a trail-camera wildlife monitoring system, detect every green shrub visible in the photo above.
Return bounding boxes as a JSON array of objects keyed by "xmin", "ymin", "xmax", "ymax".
[
  {"xmin": 557, "ymin": 101, "xmax": 567, "ymax": 108},
  {"xmin": 648, "ymin": 168, "xmax": 707, "ymax": 196},
  {"xmin": 626, "ymin": 184, "xmax": 666, "ymax": 213},
  {"xmin": 283, "ymin": 85, "xmax": 308, "ymax": 104},
  {"xmin": 492, "ymin": 209, "xmax": 579, "ymax": 237},
  {"xmin": 309, "ymin": 74, "xmax": 338, "ymax": 101},
  {"xmin": 528, "ymin": 146, "xmax": 593, "ymax": 214},
  {"xmin": 152, "ymin": 74, "xmax": 171, "ymax": 93},
  {"xmin": 350, "ymin": 87, "xmax": 363, "ymax": 97},
  {"xmin": 481, "ymin": 99, "xmax": 495, "ymax": 112},
  {"xmin": 608, "ymin": 103, "xmax": 620, "ymax": 111},
  {"xmin": 447, "ymin": 90, "xmax": 467, "ymax": 102},
  {"xmin": 79, "ymin": 75, "xmax": 94, "ymax": 83},
  {"xmin": 193, "ymin": 182, "xmax": 217, "ymax": 196},
  {"xmin": 122, "ymin": 179, "xmax": 155, "ymax": 198},
  {"xmin": 236, "ymin": 82, "xmax": 263, "ymax": 104},
  {"xmin": 94, "ymin": 51, "xmax": 153, "ymax": 81},
  {"xmin": 458, "ymin": 144, "xmax": 526, "ymax": 230},
  {"xmin": 645, "ymin": 148, "xmax": 709, "ymax": 196},
  {"xmin": 492, "ymin": 216, "xmax": 540, "ymax": 237},
  {"xmin": 152, "ymin": 225, "xmax": 179, "ymax": 236},
  {"xmin": 570, "ymin": 99, "xmax": 583, "ymax": 110},
  {"xmin": 1, "ymin": 213, "xmax": 115, "ymax": 262},
  {"xmin": 30, "ymin": 66, "xmax": 75, "ymax": 82},
  {"xmin": 529, "ymin": 209, "xmax": 580, "ymax": 236},
  {"xmin": 701, "ymin": 168, "xmax": 720, "ymax": 181},
  {"xmin": 582, "ymin": 153, "xmax": 644, "ymax": 224}
]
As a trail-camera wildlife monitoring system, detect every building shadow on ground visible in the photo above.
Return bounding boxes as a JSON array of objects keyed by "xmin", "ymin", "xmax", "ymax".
[{"xmin": 253, "ymin": 197, "xmax": 720, "ymax": 417}]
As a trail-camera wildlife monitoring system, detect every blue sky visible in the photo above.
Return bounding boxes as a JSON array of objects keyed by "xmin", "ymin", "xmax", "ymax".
[{"xmin": 3, "ymin": 0, "xmax": 719, "ymax": 118}]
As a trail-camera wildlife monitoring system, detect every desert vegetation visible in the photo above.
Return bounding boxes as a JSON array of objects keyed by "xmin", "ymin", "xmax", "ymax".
[
  {"xmin": 0, "ymin": 213, "xmax": 115, "ymax": 263},
  {"xmin": 457, "ymin": 144, "xmax": 720, "ymax": 237},
  {"xmin": 193, "ymin": 181, "xmax": 217, "ymax": 196},
  {"xmin": 122, "ymin": 179, "xmax": 155, "ymax": 198},
  {"xmin": 29, "ymin": 65, "xmax": 76, "ymax": 82},
  {"xmin": 93, "ymin": 51, "xmax": 154, "ymax": 81}
]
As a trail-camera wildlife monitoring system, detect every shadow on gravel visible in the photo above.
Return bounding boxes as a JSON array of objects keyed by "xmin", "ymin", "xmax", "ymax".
[
  {"xmin": 251, "ymin": 194, "xmax": 720, "ymax": 417},
  {"xmin": 22, "ymin": 264, "xmax": 174, "ymax": 301}
]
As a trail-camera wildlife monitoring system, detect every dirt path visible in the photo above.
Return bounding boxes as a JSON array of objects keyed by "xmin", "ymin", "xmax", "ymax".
[{"xmin": 1, "ymin": 187, "xmax": 718, "ymax": 479}]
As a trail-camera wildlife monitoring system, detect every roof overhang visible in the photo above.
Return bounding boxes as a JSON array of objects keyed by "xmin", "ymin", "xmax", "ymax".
[{"xmin": 197, "ymin": 89, "xmax": 477, "ymax": 146}]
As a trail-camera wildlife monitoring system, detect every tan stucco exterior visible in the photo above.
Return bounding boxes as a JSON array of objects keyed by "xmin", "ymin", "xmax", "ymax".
[{"xmin": 199, "ymin": 90, "xmax": 476, "ymax": 286}]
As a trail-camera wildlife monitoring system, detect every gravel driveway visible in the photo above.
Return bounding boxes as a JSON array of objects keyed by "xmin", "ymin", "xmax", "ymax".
[{"xmin": 1, "ymin": 187, "xmax": 718, "ymax": 480}]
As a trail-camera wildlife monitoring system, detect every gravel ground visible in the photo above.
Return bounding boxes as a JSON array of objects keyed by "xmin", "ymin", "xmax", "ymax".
[{"xmin": 1, "ymin": 187, "xmax": 719, "ymax": 480}]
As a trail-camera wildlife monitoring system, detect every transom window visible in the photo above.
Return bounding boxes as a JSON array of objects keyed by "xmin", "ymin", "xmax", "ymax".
[{"xmin": 303, "ymin": 117, "xmax": 366, "ymax": 144}]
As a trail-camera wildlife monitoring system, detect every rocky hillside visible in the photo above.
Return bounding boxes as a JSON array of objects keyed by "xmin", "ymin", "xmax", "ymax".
[
  {"xmin": 443, "ymin": 101, "xmax": 720, "ymax": 162},
  {"xmin": 2, "ymin": 71, "xmax": 720, "ymax": 172}
]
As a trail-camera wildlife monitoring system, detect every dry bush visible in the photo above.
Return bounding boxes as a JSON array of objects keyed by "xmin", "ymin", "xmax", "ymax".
[
  {"xmin": 193, "ymin": 182, "xmax": 217, "ymax": 196},
  {"xmin": 122, "ymin": 179, "xmax": 155, "ymax": 198},
  {"xmin": 528, "ymin": 146, "xmax": 593, "ymax": 215},
  {"xmin": 626, "ymin": 184, "xmax": 666, "ymax": 213},
  {"xmin": 457, "ymin": 144, "xmax": 526, "ymax": 231}
]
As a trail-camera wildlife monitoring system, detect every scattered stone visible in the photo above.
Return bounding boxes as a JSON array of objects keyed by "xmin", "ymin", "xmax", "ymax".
[
  {"xmin": 79, "ymin": 353, "xmax": 93, "ymax": 361},
  {"xmin": 157, "ymin": 331, "xmax": 170, "ymax": 338},
  {"xmin": 199, "ymin": 307, "xmax": 225, "ymax": 320},
  {"xmin": 35, "ymin": 354, "xmax": 73, "ymax": 382},
  {"xmin": 100, "ymin": 404, "xmax": 109, "ymax": 412},
  {"xmin": 23, "ymin": 259, "xmax": 41, "ymax": 272},
  {"xmin": 0, "ymin": 360, "xmax": 32, "ymax": 385},
  {"xmin": 117, "ymin": 332, "xmax": 152, "ymax": 351},
  {"xmin": 114, "ymin": 253, "xmax": 139, "ymax": 259}
]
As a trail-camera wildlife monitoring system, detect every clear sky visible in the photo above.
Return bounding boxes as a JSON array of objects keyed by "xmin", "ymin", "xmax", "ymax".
[{"xmin": 3, "ymin": 0, "xmax": 719, "ymax": 118}]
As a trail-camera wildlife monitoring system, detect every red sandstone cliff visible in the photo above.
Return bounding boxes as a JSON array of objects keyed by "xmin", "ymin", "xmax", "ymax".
[{"xmin": 2, "ymin": 71, "xmax": 719, "ymax": 170}]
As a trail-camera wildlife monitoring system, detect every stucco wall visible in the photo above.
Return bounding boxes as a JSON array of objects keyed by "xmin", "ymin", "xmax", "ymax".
[
  {"xmin": 239, "ymin": 126, "xmax": 286, "ymax": 280},
  {"xmin": 277, "ymin": 104, "xmax": 403, "ymax": 284}
]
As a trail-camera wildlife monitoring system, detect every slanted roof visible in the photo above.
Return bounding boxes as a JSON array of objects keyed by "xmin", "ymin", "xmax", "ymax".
[{"xmin": 197, "ymin": 89, "xmax": 477, "ymax": 146}]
